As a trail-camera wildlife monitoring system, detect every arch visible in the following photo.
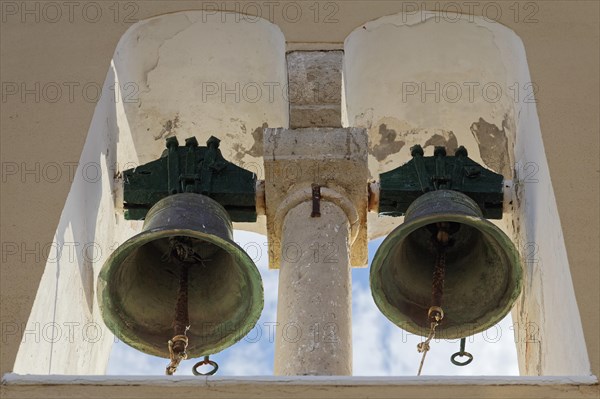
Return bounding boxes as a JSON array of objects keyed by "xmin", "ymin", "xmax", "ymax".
[
  {"xmin": 13, "ymin": 10, "xmax": 288, "ymax": 374},
  {"xmin": 343, "ymin": 12, "xmax": 590, "ymax": 375}
]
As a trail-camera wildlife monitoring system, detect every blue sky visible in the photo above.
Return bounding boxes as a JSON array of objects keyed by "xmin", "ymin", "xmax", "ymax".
[{"xmin": 107, "ymin": 231, "xmax": 518, "ymax": 376}]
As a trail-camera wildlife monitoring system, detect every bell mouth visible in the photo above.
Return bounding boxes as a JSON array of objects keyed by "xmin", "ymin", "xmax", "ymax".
[
  {"xmin": 370, "ymin": 190, "xmax": 522, "ymax": 339},
  {"xmin": 97, "ymin": 195, "xmax": 263, "ymax": 359}
]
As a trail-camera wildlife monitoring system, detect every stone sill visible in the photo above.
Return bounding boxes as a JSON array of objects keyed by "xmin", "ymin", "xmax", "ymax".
[{"xmin": 1, "ymin": 374, "xmax": 598, "ymax": 399}]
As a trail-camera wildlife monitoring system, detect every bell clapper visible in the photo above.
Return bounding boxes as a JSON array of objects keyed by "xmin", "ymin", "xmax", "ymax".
[{"xmin": 417, "ymin": 222, "xmax": 451, "ymax": 376}]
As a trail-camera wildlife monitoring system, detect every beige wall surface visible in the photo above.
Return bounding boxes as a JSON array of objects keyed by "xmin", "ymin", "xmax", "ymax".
[{"xmin": 1, "ymin": 0, "xmax": 598, "ymax": 385}]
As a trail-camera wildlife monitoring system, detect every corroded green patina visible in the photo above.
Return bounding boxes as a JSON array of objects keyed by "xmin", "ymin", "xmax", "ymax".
[
  {"xmin": 123, "ymin": 136, "xmax": 257, "ymax": 222},
  {"xmin": 379, "ymin": 145, "xmax": 504, "ymax": 219},
  {"xmin": 98, "ymin": 193, "xmax": 263, "ymax": 359},
  {"xmin": 370, "ymin": 189, "xmax": 521, "ymax": 339}
]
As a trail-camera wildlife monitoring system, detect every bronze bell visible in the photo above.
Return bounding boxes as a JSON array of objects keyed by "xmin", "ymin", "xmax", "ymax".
[
  {"xmin": 97, "ymin": 193, "xmax": 263, "ymax": 359},
  {"xmin": 370, "ymin": 189, "xmax": 521, "ymax": 339}
]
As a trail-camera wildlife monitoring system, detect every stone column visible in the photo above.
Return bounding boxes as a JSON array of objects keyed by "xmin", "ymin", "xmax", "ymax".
[
  {"xmin": 274, "ymin": 201, "xmax": 352, "ymax": 375},
  {"xmin": 263, "ymin": 127, "xmax": 369, "ymax": 376}
]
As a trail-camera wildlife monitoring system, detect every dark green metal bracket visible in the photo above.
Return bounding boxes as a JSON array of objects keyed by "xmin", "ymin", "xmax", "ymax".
[
  {"xmin": 123, "ymin": 136, "xmax": 257, "ymax": 222},
  {"xmin": 379, "ymin": 145, "xmax": 504, "ymax": 219}
]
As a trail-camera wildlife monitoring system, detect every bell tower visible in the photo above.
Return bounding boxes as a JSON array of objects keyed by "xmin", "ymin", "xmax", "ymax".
[{"xmin": 1, "ymin": 3, "xmax": 598, "ymax": 398}]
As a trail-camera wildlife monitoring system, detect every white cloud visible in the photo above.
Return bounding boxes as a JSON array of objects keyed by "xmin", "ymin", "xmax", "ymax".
[{"xmin": 106, "ymin": 339, "xmax": 166, "ymax": 375}]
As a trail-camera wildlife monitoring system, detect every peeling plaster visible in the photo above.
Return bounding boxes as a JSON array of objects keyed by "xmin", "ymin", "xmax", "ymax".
[
  {"xmin": 248, "ymin": 123, "xmax": 269, "ymax": 158},
  {"xmin": 371, "ymin": 124, "xmax": 405, "ymax": 162},
  {"xmin": 423, "ymin": 130, "xmax": 458, "ymax": 154},
  {"xmin": 154, "ymin": 114, "xmax": 180, "ymax": 140},
  {"xmin": 471, "ymin": 116, "xmax": 510, "ymax": 176},
  {"xmin": 113, "ymin": 11, "xmax": 288, "ymax": 167},
  {"xmin": 362, "ymin": 117, "xmax": 463, "ymax": 178},
  {"xmin": 232, "ymin": 123, "xmax": 268, "ymax": 165},
  {"xmin": 343, "ymin": 14, "xmax": 516, "ymax": 177}
]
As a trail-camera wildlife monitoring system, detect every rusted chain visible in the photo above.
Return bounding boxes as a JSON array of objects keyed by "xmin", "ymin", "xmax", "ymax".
[
  {"xmin": 172, "ymin": 262, "xmax": 190, "ymax": 354},
  {"xmin": 165, "ymin": 238, "xmax": 192, "ymax": 376},
  {"xmin": 416, "ymin": 222, "xmax": 450, "ymax": 376}
]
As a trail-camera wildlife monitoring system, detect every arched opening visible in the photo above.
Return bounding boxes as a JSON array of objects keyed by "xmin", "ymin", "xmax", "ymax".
[
  {"xmin": 343, "ymin": 12, "xmax": 589, "ymax": 376},
  {"xmin": 12, "ymin": 10, "xmax": 287, "ymax": 375}
]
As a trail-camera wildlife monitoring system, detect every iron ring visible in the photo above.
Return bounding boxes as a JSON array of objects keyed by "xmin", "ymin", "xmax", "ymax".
[
  {"xmin": 450, "ymin": 351, "xmax": 473, "ymax": 366},
  {"xmin": 192, "ymin": 358, "xmax": 219, "ymax": 376}
]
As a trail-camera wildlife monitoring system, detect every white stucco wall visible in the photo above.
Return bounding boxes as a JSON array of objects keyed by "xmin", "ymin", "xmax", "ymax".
[
  {"xmin": 113, "ymin": 11, "xmax": 289, "ymax": 168},
  {"xmin": 12, "ymin": 65, "xmax": 141, "ymax": 374}
]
